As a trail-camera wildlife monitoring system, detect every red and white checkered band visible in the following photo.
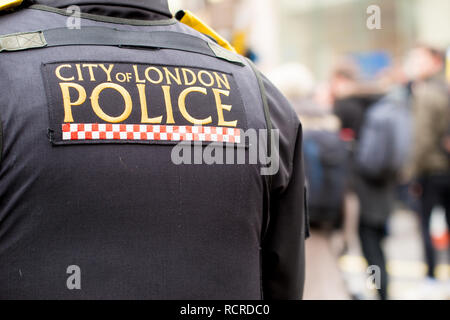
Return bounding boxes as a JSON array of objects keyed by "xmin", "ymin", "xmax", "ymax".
[{"xmin": 62, "ymin": 124, "xmax": 242, "ymax": 144}]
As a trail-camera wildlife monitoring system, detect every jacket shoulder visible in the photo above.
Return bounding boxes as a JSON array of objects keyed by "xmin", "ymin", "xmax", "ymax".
[{"xmin": 1, "ymin": 8, "xmax": 39, "ymax": 35}]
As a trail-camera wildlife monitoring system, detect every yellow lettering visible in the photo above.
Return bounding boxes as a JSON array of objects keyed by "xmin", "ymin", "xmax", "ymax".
[
  {"xmin": 99, "ymin": 64, "xmax": 114, "ymax": 82},
  {"xmin": 198, "ymin": 70, "xmax": 214, "ymax": 87},
  {"xmin": 76, "ymin": 64, "xmax": 84, "ymax": 81},
  {"xmin": 83, "ymin": 64, "xmax": 99, "ymax": 81},
  {"xmin": 133, "ymin": 65, "xmax": 145, "ymax": 83},
  {"xmin": 137, "ymin": 84, "xmax": 163, "ymax": 124},
  {"xmin": 145, "ymin": 67, "xmax": 163, "ymax": 84},
  {"xmin": 163, "ymin": 67, "xmax": 182, "ymax": 85},
  {"xmin": 213, "ymin": 88, "xmax": 237, "ymax": 127},
  {"xmin": 116, "ymin": 73, "xmax": 127, "ymax": 82},
  {"xmin": 182, "ymin": 68, "xmax": 197, "ymax": 86},
  {"xmin": 214, "ymin": 72, "xmax": 230, "ymax": 90},
  {"xmin": 59, "ymin": 83, "xmax": 87, "ymax": 123},
  {"xmin": 55, "ymin": 64, "xmax": 75, "ymax": 81},
  {"xmin": 178, "ymin": 87, "xmax": 212, "ymax": 125},
  {"xmin": 162, "ymin": 85, "xmax": 175, "ymax": 124},
  {"xmin": 90, "ymin": 83, "xmax": 132, "ymax": 123}
]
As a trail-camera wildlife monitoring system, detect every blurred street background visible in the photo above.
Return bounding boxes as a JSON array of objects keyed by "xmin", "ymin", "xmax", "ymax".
[{"xmin": 169, "ymin": 0, "xmax": 450, "ymax": 300}]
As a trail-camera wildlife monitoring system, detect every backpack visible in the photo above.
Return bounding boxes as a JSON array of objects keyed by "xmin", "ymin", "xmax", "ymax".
[
  {"xmin": 356, "ymin": 86, "xmax": 412, "ymax": 180},
  {"xmin": 304, "ymin": 130, "xmax": 348, "ymax": 228}
]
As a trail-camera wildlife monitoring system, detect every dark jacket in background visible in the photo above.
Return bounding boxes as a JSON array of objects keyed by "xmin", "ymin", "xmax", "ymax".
[
  {"xmin": 334, "ymin": 94, "xmax": 381, "ymax": 141},
  {"xmin": 408, "ymin": 74, "xmax": 450, "ymax": 178}
]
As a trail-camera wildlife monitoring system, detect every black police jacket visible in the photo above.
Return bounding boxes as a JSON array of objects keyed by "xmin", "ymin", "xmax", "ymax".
[{"xmin": 0, "ymin": 0, "xmax": 307, "ymax": 300}]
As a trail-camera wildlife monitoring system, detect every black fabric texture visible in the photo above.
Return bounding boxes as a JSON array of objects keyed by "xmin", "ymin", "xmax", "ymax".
[
  {"xmin": 260, "ymin": 74, "xmax": 307, "ymax": 300},
  {"xmin": 0, "ymin": 111, "xmax": 2, "ymax": 165},
  {"xmin": 0, "ymin": 3, "xmax": 305, "ymax": 300}
]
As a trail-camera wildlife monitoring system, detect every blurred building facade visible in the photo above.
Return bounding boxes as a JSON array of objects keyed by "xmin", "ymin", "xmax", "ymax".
[{"xmin": 169, "ymin": 0, "xmax": 450, "ymax": 79}]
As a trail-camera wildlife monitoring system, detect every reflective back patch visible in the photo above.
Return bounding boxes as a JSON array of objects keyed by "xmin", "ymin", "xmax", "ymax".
[{"xmin": 42, "ymin": 62, "xmax": 248, "ymax": 146}]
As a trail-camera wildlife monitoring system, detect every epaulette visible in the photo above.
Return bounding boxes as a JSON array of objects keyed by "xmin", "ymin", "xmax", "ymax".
[{"xmin": 0, "ymin": 0, "xmax": 23, "ymax": 12}]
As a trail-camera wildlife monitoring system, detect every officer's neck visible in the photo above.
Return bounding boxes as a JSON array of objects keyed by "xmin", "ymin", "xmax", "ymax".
[{"xmin": 31, "ymin": 0, "xmax": 173, "ymax": 20}]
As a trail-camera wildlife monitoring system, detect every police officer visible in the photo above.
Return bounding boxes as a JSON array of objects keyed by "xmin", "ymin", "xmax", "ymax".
[{"xmin": 0, "ymin": 0, "xmax": 308, "ymax": 300}]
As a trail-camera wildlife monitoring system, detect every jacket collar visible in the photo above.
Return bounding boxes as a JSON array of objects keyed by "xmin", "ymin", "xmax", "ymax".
[{"xmin": 32, "ymin": 0, "xmax": 172, "ymax": 18}]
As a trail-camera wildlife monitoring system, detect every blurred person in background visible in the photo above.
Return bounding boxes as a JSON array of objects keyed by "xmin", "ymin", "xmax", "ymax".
[
  {"xmin": 330, "ymin": 61, "xmax": 383, "ymax": 261},
  {"xmin": 331, "ymin": 60, "xmax": 381, "ymax": 141},
  {"xmin": 270, "ymin": 64, "xmax": 350, "ymax": 300},
  {"xmin": 405, "ymin": 45, "xmax": 450, "ymax": 284},
  {"xmin": 331, "ymin": 58, "xmax": 411, "ymax": 300},
  {"xmin": 355, "ymin": 82, "xmax": 413, "ymax": 300}
]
